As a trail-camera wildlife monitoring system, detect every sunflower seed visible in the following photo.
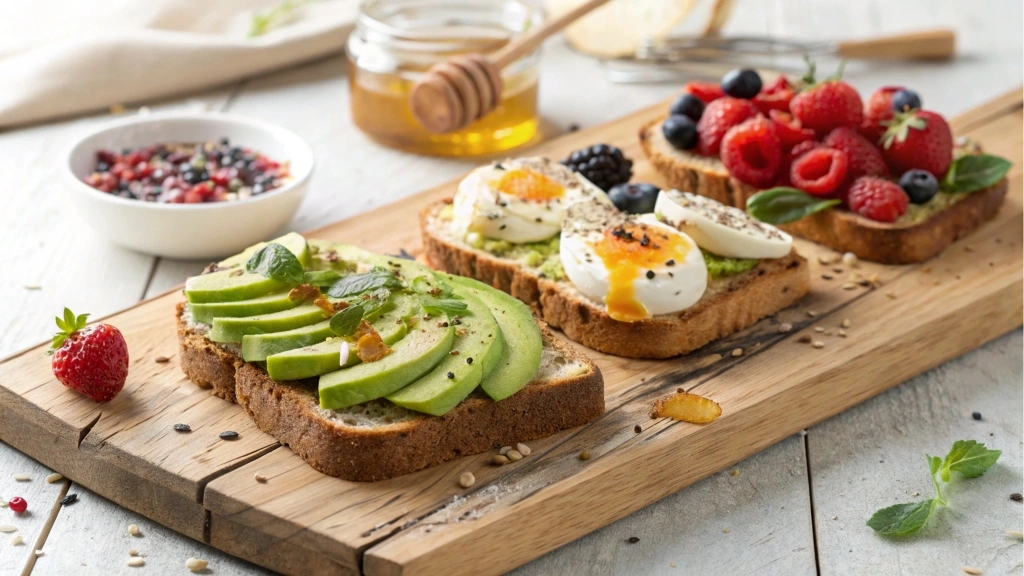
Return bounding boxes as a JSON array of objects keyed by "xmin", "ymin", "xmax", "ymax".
[
  {"xmin": 731, "ymin": 348, "xmax": 743, "ymax": 357},
  {"xmin": 11, "ymin": 534, "xmax": 23, "ymax": 546},
  {"xmin": 491, "ymin": 455, "xmax": 509, "ymax": 466},
  {"xmin": 12, "ymin": 474, "xmax": 30, "ymax": 481},
  {"xmin": 219, "ymin": 431, "xmax": 239, "ymax": 440},
  {"xmin": 129, "ymin": 549, "xmax": 138, "ymax": 556},
  {"xmin": 127, "ymin": 557, "xmax": 145, "ymax": 567},
  {"xmin": 458, "ymin": 472, "xmax": 475, "ymax": 488},
  {"xmin": 498, "ymin": 446, "xmax": 512, "ymax": 456},
  {"xmin": 45, "ymin": 473, "xmax": 63, "ymax": 484},
  {"xmin": 0, "ymin": 525, "xmax": 16, "ymax": 533},
  {"xmin": 507, "ymin": 450, "xmax": 523, "ymax": 461},
  {"xmin": 961, "ymin": 567, "xmax": 982, "ymax": 575},
  {"xmin": 516, "ymin": 443, "xmax": 531, "ymax": 456},
  {"xmin": 61, "ymin": 493, "xmax": 78, "ymax": 506},
  {"xmin": 812, "ymin": 341, "xmax": 825, "ymax": 349},
  {"xmin": 128, "ymin": 524, "xmax": 141, "ymax": 536},
  {"xmin": 777, "ymin": 323, "xmax": 793, "ymax": 333},
  {"xmin": 186, "ymin": 557, "xmax": 209, "ymax": 571},
  {"xmin": 1007, "ymin": 530, "xmax": 1024, "ymax": 541}
]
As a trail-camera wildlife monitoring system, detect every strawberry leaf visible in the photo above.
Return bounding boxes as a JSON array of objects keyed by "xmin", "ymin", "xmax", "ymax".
[
  {"xmin": 49, "ymin": 307, "xmax": 89, "ymax": 355},
  {"xmin": 881, "ymin": 110, "xmax": 928, "ymax": 149}
]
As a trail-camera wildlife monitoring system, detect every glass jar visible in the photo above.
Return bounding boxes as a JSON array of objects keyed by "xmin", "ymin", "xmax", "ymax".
[{"xmin": 347, "ymin": 0, "xmax": 543, "ymax": 157}]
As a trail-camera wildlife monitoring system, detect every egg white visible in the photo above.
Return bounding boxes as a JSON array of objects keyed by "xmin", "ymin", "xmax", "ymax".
[
  {"xmin": 451, "ymin": 157, "xmax": 609, "ymax": 244},
  {"xmin": 654, "ymin": 190, "xmax": 793, "ymax": 259},
  {"xmin": 560, "ymin": 218, "xmax": 708, "ymax": 319}
]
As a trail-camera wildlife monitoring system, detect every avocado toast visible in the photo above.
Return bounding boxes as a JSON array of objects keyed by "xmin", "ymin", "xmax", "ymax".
[{"xmin": 176, "ymin": 234, "xmax": 603, "ymax": 482}]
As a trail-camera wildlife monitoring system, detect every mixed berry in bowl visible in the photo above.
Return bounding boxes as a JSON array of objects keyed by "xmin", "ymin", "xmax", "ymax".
[{"xmin": 84, "ymin": 139, "xmax": 290, "ymax": 204}]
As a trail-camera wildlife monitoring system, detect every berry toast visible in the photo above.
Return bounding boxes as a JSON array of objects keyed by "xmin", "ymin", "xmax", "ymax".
[{"xmin": 640, "ymin": 67, "xmax": 1012, "ymax": 265}]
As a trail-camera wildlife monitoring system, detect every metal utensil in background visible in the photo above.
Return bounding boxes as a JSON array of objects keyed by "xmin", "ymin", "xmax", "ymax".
[{"xmin": 604, "ymin": 28, "xmax": 956, "ymax": 83}]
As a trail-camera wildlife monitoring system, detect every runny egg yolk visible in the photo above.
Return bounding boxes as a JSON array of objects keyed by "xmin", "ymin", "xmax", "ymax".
[
  {"xmin": 591, "ymin": 224, "xmax": 692, "ymax": 322},
  {"xmin": 495, "ymin": 169, "xmax": 565, "ymax": 202}
]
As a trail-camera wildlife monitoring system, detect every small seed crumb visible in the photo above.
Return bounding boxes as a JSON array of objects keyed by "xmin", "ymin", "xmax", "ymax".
[
  {"xmin": 11, "ymin": 534, "xmax": 23, "ymax": 546},
  {"xmin": 841, "ymin": 318, "xmax": 851, "ymax": 328},
  {"xmin": 797, "ymin": 335, "xmax": 812, "ymax": 343},
  {"xmin": 34, "ymin": 550, "xmax": 44, "ymax": 557},
  {"xmin": 723, "ymin": 528, "xmax": 730, "ymax": 533},
  {"xmin": 128, "ymin": 524, "xmax": 141, "ymax": 536},
  {"xmin": 627, "ymin": 536, "xmax": 640, "ymax": 543},
  {"xmin": 155, "ymin": 356, "xmax": 170, "ymax": 364},
  {"xmin": 961, "ymin": 567, "xmax": 982, "ymax": 575},
  {"xmin": 129, "ymin": 549, "xmax": 138, "ymax": 556},
  {"xmin": 841, "ymin": 252, "xmax": 858, "ymax": 267},
  {"xmin": 13, "ymin": 474, "xmax": 30, "ymax": 481},
  {"xmin": 0, "ymin": 525, "xmax": 16, "ymax": 533},
  {"xmin": 458, "ymin": 471, "xmax": 475, "ymax": 488},
  {"xmin": 778, "ymin": 323, "xmax": 792, "ymax": 333},
  {"xmin": 923, "ymin": 266, "xmax": 932, "ymax": 273},
  {"xmin": 1010, "ymin": 493, "xmax": 1022, "ymax": 502},
  {"xmin": 832, "ymin": 515, "xmax": 838, "ymax": 520},
  {"xmin": 886, "ymin": 291, "xmax": 897, "ymax": 299},
  {"xmin": 814, "ymin": 327, "xmax": 824, "ymax": 333},
  {"xmin": 634, "ymin": 424, "xmax": 642, "ymax": 434},
  {"xmin": 45, "ymin": 473, "xmax": 63, "ymax": 484},
  {"xmin": 833, "ymin": 267, "xmax": 844, "ymax": 274},
  {"xmin": 842, "ymin": 282, "xmax": 856, "ymax": 290},
  {"xmin": 731, "ymin": 348, "xmax": 743, "ymax": 357},
  {"xmin": 127, "ymin": 557, "xmax": 145, "ymax": 567},
  {"xmin": 0, "ymin": 498, "xmax": 5, "ymax": 507},
  {"xmin": 869, "ymin": 273, "xmax": 881, "ymax": 287},
  {"xmin": 499, "ymin": 446, "xmax": 512, "ymax": 456},
  {"xmin": 186, "ymin": 558, "xmax": 209, "ymax": 572},
  {"xmin": 838, "ymin": 329, "xmax": 847, "ymax": 338},
  {"xmin": 817, "ymin": 254, "xmax": 835, "ymax": 265},
  {"xmin": 730, "ymin": 469, "xmax": 739, "ymax": 477},
  {"xmin": 812, "ymin": 341, "xmax": 824, "ymax": 349},
  {"xmin": 1007, "ymin": 530, "xmax": 1024, "ymax": 541},
  {"xmin": 507, "ymin": 449, "xmax": 523, "ymax": 461},
  {"xmin": 807, "ymin": 310, "xmax": 818, "ymax": 317},
  {"xmin": 912, "ymin": 492, "xmax": 920, "ymax": 496},
  {"xmin": 254, "ymin": 473, "xmax": 267, "ymax": 483},
  {"xmin": 491, "ymin": 455, "xmax": 509, "ymax": 466},
  {"xmin": 579, "ymin": 450, "xmax": 591, "ymax": 461},
  {"xmin": 516, "ymin": 442, "xmax": 531, "ymax": 456},
  {"xmin": 965, "ymin": 245, "xmax": 975, "ymax": 252},
  {"xmin": 821, "ymin": 274, "xmax": 833, "ymax": 280}
]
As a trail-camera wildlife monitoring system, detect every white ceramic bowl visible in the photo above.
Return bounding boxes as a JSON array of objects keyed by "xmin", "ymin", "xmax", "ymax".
[{"xmin": 64, "ymin": 112, "xmax": 314, "ymax": 260}]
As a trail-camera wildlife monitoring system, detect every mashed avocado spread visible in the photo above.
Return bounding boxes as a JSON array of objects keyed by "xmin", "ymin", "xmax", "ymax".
[
  {"xmin": 471, "ymin": 235, "xmax": 566, "ymax": 280},
  {"xmin": 703, "ymin": 252, "xmax": 758, "ymax": 279}
]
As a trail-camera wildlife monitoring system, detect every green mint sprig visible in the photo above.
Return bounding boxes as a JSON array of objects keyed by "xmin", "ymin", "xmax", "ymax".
[
  {"xmin": 246, "ymin": 243, "xmax": 305, "ymax": 284},
  {"xmin": 867, "ymin": 439, "xmax": 1001, "ymax": 536},
  {"xmin": 329, "ymin": 305, "xmax": 364, "ymax": 337},
  {"xmin": 410, "ymin": 276, "xmax": 468, "ymax": 316},
  {"xmin": 327, "ymin": 267, "xmax": 403, "ymax": 299},
  {"xmin": 746, "ymin": 188, "xmax": 840, "ymax": 225}
]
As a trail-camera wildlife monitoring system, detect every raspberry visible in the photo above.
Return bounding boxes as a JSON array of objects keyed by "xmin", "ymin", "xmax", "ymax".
[
  {"xmin": 768, "ymin": 110, "xmax": 815, "ymax": 150},
  {"xmin": 753, "ymin": 76, "xmax": 795, "ymax": 115},
  {"xmin": 684, "ymin": 81, "xmax": 725, "ymax": 104},
  {"xmin": 790, "ymin": 148, "xmax": 849, "ymax": 196},
  {"xmin": 860, "ymin": 86, "xmax": 903, "ymax": 144},
  {"xmin": 696, "ymin": 97, "xmax": 761, "ymax": 157},
  {"xmin": 50, "ymin": 309, "xmax": 128, "ymax": 402},
  {"xmin": 823, "ymin": 127, "xmax": 889, "ymax": 181},
  {"xmin": 848, "ymin": 176, "xmax": 909, "ymax": 223},
  {"xmin": 720, "ymin": 117, "xmax": 782, "ymax": 188}
]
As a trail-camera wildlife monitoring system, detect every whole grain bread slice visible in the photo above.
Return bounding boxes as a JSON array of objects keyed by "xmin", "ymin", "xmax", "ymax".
[
  {"xmin": 639, "ymin": 117, "xmax": 1009, "ymax": 264},
  {"xmin": 176, "ymin": 304, "xmax": 603, "ymax": 482},
  {"xmin": 421, "ymin": 202, "xmax": 810, "ymax": 359}
]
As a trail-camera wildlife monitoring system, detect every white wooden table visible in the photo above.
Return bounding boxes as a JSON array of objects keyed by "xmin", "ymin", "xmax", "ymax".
[{"xmin": 1, "ymin": 1, "xmax": 1021, "ymax": 574}]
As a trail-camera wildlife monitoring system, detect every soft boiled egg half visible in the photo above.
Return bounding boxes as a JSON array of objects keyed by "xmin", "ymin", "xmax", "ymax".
[
  {"xmin": 560, "ymin": 202, "xmax": 707, "ymax": 323},
  {"xmin": 451, "ymin": 157, "xmax": 610, "ymax": 244}
]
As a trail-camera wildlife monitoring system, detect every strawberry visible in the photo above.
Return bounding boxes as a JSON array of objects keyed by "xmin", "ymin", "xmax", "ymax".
[
  {"xmin": 823, "ymin": 127, "xmax": 889, "ymax": 180},
  {"xmin": 684, "ymin": 81, "xmax": 725, "ymax": 104},
  {"xmin": 696, "ymin": 97, "xmax": 760, "ymax": 157},
  {"xmin": 768, "ymin": 110, "xmax": 815, "ymax": 150},
  {"xmin": 880, "ymin": 109, "xmax": 953, "ymax": 178},
  {"xmin": 790, "ymin": 59, "xmax": 863, "ymax": 136},
  {"xmin": 49, "ymin": 308, "xmax": 128, "ymax": 402},
  {"xmin": 848, "ymin": 176, "xmax": 909, "ymax": 222},
  {"xmin": 790, "ymin": 148, "xmax": 849, "ymax": 197},
  {"xmin": 860, "ymin": 85, "xmax": 903, "ymax": 144},
  {"xmin": 753, "ymin": 76, "xmax": 795, "ymax": 115},
  {"xmin": 720, "ymin": 116, "xmax": 781, "ymax": 188}
]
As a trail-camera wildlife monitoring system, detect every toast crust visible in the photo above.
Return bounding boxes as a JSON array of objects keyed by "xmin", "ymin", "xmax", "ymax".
[
  {"xmin": 639, "ymin": 117, "xmax": 1009, "ymax": 264},
  {"xmin": 176, "ymin": 307, "xmax": 604, "ymax": 482},
  {"xmin": 421, "ymin": 203, "xmax": 810, "ymax": 358}
]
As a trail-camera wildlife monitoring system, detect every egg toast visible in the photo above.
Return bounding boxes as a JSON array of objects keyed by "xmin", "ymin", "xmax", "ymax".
[
  {"xmin": 640, "ymin": 118, "xmax": 1009, "ymax": 265},
  {"xmin": 420, "ymin": 189, "xmax": 810, "ymax": 359},
  {"xmin": 175, "ymin": 237, "xmax": 603, "ymax": 482}
]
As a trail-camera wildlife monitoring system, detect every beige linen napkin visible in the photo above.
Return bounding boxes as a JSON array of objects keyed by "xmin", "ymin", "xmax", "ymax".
[{"xmin": 0, "ymin": 0, "xmax": 359, "ymax": 128}]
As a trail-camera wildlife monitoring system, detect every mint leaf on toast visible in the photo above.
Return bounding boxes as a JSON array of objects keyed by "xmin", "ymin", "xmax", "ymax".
[
  {"xmin": 942, "ymin": 154, "xmax": 1012, "ymax": 194},
  {"xmin": 329, "ymin": 305, "xmax": 364, "ymax": 337},
  {"xmin": 746, "ymin": 188, "xmax": 840, "ymax": 224},
  {"xmin": 302, "ymin": 270, "xmax": 342, "ymax": 287},
  {"xmin": 327, "ymin": 268, "xmax": 402, "ymax": 299},
  {"xmin": 246, "ymin": 243, "xmax": 305, "ymax": 285}
]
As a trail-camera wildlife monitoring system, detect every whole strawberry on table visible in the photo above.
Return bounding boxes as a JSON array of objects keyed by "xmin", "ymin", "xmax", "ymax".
[
  {"xmin": 49, "ymin": 308, "xmax": 129, "ymax": 402},
  {"xmin": 659, "ymin": 59, "xmax": 1011, "ymax": 225}
]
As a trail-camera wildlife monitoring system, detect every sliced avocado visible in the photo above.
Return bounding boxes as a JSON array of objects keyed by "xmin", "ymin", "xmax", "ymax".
[
  {"xmin": 318, "ymin": 315, "xmax": 454, "ymax": 410},
  {"xmin": 448, "ymin": 275, "xmax": 543, "ymax": 401},
  {"xmin": 185, "ymin": 269, "xmax": 289, "ymax": 304},
  {"xmin": 219, "ymin": 232, "xmax": 311, "ymax": 269},
  {"xmin": 189, "ymin": 291, "xmax": 300, "ymax": 324},
  {"xmin": 254, "ymin": 293, "xmax": 416, "ymax": 369},
  {"xmin": 387, "ymin": 288, "xmax": 504, "ymax": 416},
  {"xmin": 208, "ymin": 303, "xmax": 333, "ymax": 343},
  {"xmin": 263, "ymin": 296, "xmax": 416, "ymax": 380}
]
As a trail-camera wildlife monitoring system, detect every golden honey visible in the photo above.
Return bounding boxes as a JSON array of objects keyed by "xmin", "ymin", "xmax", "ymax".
[{"xmin": 346, "ymin": 0, "xmax": 542, "ymax": 157}]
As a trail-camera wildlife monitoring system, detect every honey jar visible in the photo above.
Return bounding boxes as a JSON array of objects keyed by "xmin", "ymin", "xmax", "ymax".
[{"xmin": 347, "ymin": 0, "xmax": 543, "ymax": 157}]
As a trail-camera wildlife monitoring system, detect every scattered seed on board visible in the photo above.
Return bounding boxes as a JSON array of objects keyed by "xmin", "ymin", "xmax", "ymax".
[
  {"xmin": 516, "ymin": 442, "xmax": 531, "ymax": 456},
  {"xmin": 797, "ymin": 335, "xmax": 812, "ymax": 343},
  {"xmin": 813, "ymin": 341, "xmax": 825, "ymax": 349},
  {"xmin": 61, "ymin": 493, "xmax": 78, "ymax": 506},
  {"xmin": 186, "ymin": 557, "xmax": 209, "ymax": 572},
  {"xmin": 154, "ymin": 356, "xmax": 170, "ymax": 363},
  {"xmin": 730, "ymin": 469, "xmax": 739, "ymax": 477},
  {"xmin": 821, "ymin": 274, "xmax": 833, "ymax": 280},
  {"xmin": 458, "ymin": 472, "xmax": 475, "ymax": 488},
  {"xmin": 807, "ymin": 310, "xmax": 818, "ymax": 317},
  {"xmin": 498, "ymin": 446, "xmax": 512, "ymax": 456},
  {"xmin": 127, "ymin": 557, "xmax": 145, "ymax": 567},
  {"xmin": 818, "ymin": 254, "xmax": 835, "ymax": 265},
  {"xmin": 778, "ymin": 323, "xmax": 792, "ymax": 333},
  {"xmin": 961, "ymin": 567, "xmax": 983, "ymax": 575},
  {"xmin": 627, "ymin": 536, "xmax": 640, "ymax": 544},
  {"xmin": 13, "ymin": 474, "xmax": 30, "ymax": 482},
  {"xmin": 723, "ymin": 528, "xmax": 730, "ymax": 533},
  {"xmin": 492, "ymin": 455, "xmax": 509, "ymax": 466},
  {"xmin": 838, "ymin": 329, "xmax": 847, "ymax": 338},
  {"xmin": 219, "ymin": 431, "xmax": 239, "ymax": 440},
  {"xmin": 1010, "ymin": 493, "xmax": 1023, "ymax": 502},
  {"xmin": 0, "ymin": 525, "xmax": 17, "ymax": 533},
  {"xmin": 129, "ymin": 549, "xmax": 139, "ymax": 556},
  {"xmin": 814, "ymin": 327, "xmax": 824, "ymax": 333},
  {"xmin": 11, "ymin": 534, "xmax": 24, "ymax": 546},
  {"xmin": 634, "ymin": 424, "xmax": 642, "ymax": 434},
  {"xmin": 842, "ymin": 283, "xmax": 856, "ymax": 291},
  {"xmin": 886, "ymin": 291, "xmax": 897, "ymax": 299},
  {"xmin": 841, "ymin": 252, "xmax": 858, "ymax": 267},
  {"xmin": 579, "ymin": 450, "xmax": 592, "ymax": 461},
  {"xmin": 841, "ymin": 318, "xmax": 851, "ymax": 328},
  {"xmin": 128, "ymin": 524, "xmax": 141, "ymax": 536},
  {"xmin": 0, "ymin": 497, "xmax": 7, "ymax": 507},
  {"xmin": 45, "ymin": 473, "xmax": 63, "ymax": 484},
  {"xmin": 507, "ymin": 450, "xmax": 523, "ymax": 462},
  {"xmin": 1007, "ymin": 530, "xmax": 1024, "ymax": 541},
  {"xmin": 731, "ymin": 348, "xmax": 743, "ymax": 357},
  {"xmin": 254, "ymin": 473, "xmax": 268, "ymax": 483},
  {"xmin": 173, "ymin": 423, "xmax": 191, "ymax": 433}
]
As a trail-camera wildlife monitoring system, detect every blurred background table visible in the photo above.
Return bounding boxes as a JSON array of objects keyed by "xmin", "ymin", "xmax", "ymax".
[{"xmin": 1, "ymin": 0, "xmax": 1021, "ymax": 574}]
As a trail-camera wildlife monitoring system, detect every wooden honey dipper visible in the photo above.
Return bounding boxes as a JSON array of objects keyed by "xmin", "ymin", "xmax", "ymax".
[{"xmin": 410, "ymin": 0, "xmax": 612, "ymax": 134}]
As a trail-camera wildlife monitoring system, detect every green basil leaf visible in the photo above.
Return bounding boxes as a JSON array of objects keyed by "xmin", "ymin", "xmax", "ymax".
[
  {"xmin": 746, "ymin": 188, "xmax": 840, "ymax": 224},
  {"xmin": 329, "ymin": 305, "xmax": 364, "ymax": 337},
  {"xmin": 942, "ymin": 154, "xmax": 1012, "ymax": 194},
  {"xmin": 302, "ymin": 270, "xmax": 342, "ymax": 287},
  {"xmin": 867, "ymin": 499, "xmax": 937, "ymax": 536},
  {"xmin": 246, "ymin": 243, "xmax": 305, "ymax": 284},
  {"xmin": 359, "ymin": 288, "xmax": 392, "ymax": 318},
  {"xmin": 327, "ymin": 267, "xmax": 402, "ymax": 298},
  {"xmin": 940, "ymin": 440, "xmax": 1001, "ymax": 481},
  {"xmin": 420, "ymin": 296, "xmax": 468, "ymax": 316}
]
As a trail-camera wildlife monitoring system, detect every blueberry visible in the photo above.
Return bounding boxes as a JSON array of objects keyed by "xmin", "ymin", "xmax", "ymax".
[
  {"xmin": 96, "ymin": 162, "xmax": 110, "ymax": 172},
  {"xmin": 608, "ymin": 183, "xmax": 659, "ymax": 214},
  {"xmin": 899, "ymin": 169, "xmax": 938, "ymax": 204},
  {"xmin": 721, "ymin": 69, "xmax": 762, "ymax": 99},
  {"xmin": 891, "ymin": 89, "xmax": 922, "ymax": 112},
  {"xmin": 669, "ymin": 93, "xmax": 705, "ymax": 121},
  {"xmin": 182, "ymin": 170, "xmax": 202, "ymax": 185},
  {"xmin": 661, "ymin": 115, "xmax": 698, "ymax": 150}
]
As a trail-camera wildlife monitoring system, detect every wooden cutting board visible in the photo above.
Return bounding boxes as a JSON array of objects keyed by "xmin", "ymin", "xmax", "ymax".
[{"xmin": 1, "ymin": 89, "xmax": 1020, "ymax": 576}]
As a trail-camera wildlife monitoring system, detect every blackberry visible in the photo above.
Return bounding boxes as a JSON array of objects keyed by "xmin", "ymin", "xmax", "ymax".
[{"xmin": 561, "ymin": 144, "xmax": 633, "ymax": 192}]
